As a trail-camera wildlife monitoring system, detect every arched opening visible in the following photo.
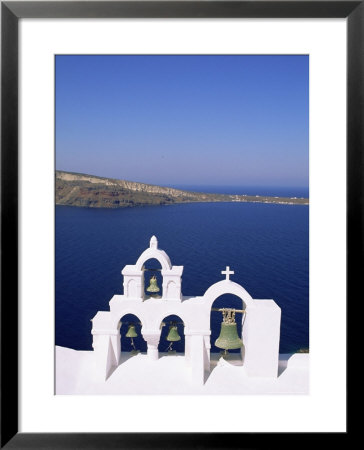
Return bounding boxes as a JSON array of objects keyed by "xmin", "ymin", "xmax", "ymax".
[
  {"xmin": 143, "ymin": 258, "xmax": 163, "ymax": 299},
  {"xmin": 158, "ymin": 314, "xmax": 185, "ymax": 355},
  {"xmin": 119, "ymin": 313, "xmax": 147, "ymax": 355},
  {"xmin": 210, "ymin": 294, "xmax": 246, "ymax": 366}
]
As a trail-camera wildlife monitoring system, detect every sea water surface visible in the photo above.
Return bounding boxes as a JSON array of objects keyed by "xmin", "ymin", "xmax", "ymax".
[{"xmin": 56, "ymin": 190, "xmax": 309, "ymax": 354}]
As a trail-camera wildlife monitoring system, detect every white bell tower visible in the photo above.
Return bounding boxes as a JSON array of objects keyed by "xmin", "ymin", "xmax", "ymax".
[{"xmin": 91, "ymin": 236, "xmax": 281, "ymax": 385}]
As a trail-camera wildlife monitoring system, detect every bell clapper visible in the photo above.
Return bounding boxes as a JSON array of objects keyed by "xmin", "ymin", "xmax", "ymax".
[
  {"xmin": 165, "ymin": 342, "xmax": 175, "ymax": 354},
  {"xmin": 130, "ymin": 338, "xmax": 138, "ymax": 355}
]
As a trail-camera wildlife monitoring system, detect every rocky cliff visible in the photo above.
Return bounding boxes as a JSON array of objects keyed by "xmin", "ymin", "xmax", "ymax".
[{"xmin": 55, "ymin": 171, "xmax": 309, "ymax": 208}]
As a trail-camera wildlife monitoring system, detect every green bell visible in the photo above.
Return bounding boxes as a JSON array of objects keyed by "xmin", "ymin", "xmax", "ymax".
[
  {"xmin": 166, "ymin": 325, "xmax": 181, "ymax": 342},
  {"xmin": 146, "ymin": 275, "xmax": 160, "ymax": 293},
  {"xmin": 125, "ymin": 324, "xmax": 139, "ymax": 354},
  {"xmin": 215, "ymin": 308, "xmax": 243, "ymax": 352},
  {"xmin": 215, "ymin": 322, "xmax": 243, "ymax": 350},
  {"xmin": 125, "ymin": 324, "xmax": 138, "ymax": 338}
]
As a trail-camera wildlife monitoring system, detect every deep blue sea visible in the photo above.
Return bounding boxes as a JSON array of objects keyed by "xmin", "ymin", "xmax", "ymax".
[{"xmin": 55, "ymin": 186, "xmax": 309, "ymax": 355}]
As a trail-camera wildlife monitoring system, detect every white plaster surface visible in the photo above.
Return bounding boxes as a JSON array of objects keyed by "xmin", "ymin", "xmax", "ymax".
[{"xmin": 55, "ymin": 346, "xmax": 309, "ymax": 395}]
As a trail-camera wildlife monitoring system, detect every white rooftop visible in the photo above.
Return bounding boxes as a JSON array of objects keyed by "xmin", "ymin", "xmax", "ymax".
[{"xmin": 56, "ymin": 346, "xmax": 309, "ymax": 395}]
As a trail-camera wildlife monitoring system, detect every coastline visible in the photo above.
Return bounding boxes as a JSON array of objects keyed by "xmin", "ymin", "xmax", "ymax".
[{"xmin": 56, "ymin": 170, "xmax": 309, "ymax": 208}]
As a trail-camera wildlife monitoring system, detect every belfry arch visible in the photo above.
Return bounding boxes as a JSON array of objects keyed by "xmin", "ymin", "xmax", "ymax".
[
  {"xmin": 203, "ymin": 279, "xmax": 253, "ymax": 356},
  {"xmin": 135, "ymin": 235, "xmax": 172, "ymax": 271},
  {"xmin": 203, "ymin": 279, "xmax": 254, "ymax": 311},
  {"xmin": 122, "ymin": 236, "xmax": 183, "ymax": 301}
]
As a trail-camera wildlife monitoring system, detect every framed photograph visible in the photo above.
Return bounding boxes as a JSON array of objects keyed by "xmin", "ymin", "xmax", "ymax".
[{"xmin": 2, "ymin": 1, "xmax": 356, "ymax": 447}]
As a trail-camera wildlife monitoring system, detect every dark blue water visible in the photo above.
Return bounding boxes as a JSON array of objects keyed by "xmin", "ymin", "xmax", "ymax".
[{"xmin": 56, "ymin": 198, "xmax": 309, "ymax": 354}]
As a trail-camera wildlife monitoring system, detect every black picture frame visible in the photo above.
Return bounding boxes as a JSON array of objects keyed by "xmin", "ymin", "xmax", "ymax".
[{"xmin": 1, "ymin": 1, "xmax": 356, "ymax": 448}]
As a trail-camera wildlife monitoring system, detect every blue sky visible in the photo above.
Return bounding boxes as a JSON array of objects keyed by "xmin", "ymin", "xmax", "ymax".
[{"xmin": 56, "ymin": 55, "xmax": 308, "ymax": 188}]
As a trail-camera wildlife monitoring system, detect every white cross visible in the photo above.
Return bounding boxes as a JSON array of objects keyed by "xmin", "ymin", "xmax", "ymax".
[{"xmin": 222, "ymin": 266, "xmax": 234, "ymax": 280}]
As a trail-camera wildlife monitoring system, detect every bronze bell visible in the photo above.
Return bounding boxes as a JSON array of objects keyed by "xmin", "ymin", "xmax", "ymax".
[
  {"xmin": 215, "ymin": 309, "xmax": 243, "ymax": 353},
  {"xmin": 146, "ymin": 275, "xmax": 160, "ymax": 293},
  {"xmin": 166, "ymin": 325, "xmax": 181, "ymax": 342},
  {"xmin": 125, "ymin": 324, "xmax": 138, "ymax": 354},
  {"xmin": 125, "ymin": 324, "xmax": 138, "ymax": 338}
]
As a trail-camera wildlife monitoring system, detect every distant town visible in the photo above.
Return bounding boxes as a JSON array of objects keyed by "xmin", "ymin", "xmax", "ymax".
[{"xmin": 56, "ymin": 170, "xmax": 309, "ymax": 208}]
